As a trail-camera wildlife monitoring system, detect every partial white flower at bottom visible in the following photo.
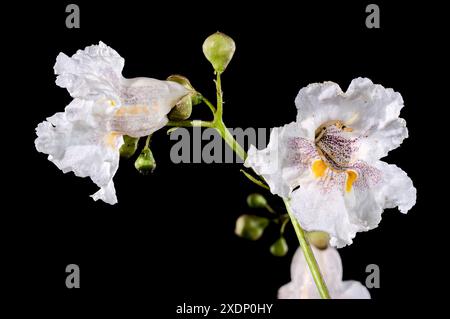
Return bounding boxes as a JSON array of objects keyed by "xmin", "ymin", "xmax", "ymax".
[
  {"xmin": 35, "ymin": 42, "xmax": 189, "ymax": 204},
  {"xmin": 278, "ymin": 246, "xmax": 370, "ymax": 299},
  {"xmin": 245, "ymin": 78, "xmax": 416, "ymax": 247}
]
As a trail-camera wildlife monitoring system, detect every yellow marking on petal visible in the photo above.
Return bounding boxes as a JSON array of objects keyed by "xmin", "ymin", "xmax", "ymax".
[
  {"xmin": 345, "ymin": 170, "xmax": 358, "ymax": 192},
  {"xmin": 114, "ymin": 105, "xmax": 149, "ymax": 116},
  {"xmin": 115, "ymin": 108, "xmax": 126, "ymax": 116},
  {"xmin": 312, "ymin": 159, "xmax": 328, "ymax": 178},
  {"xmin": 108, "ymin": 100, "xmax": 116, "ymax": 106},
  {"xmin": 105, "ymin": 132, "xmax": 120, "ymax": 148}
]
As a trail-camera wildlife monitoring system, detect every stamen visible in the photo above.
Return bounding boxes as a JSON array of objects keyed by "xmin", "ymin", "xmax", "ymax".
[{"xmin": 344, "ymin": 113, "xmax": 358, "ymax": 126}]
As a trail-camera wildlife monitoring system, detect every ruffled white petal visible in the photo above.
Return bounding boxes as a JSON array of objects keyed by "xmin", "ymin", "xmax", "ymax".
[
  {"xmin": 371, "ymin": 161, "xmax": 416, "ymax": 214},
  {"xmin": 54, "ymin": 41, "xmax": 124, "ymax": 101},
  {"xmin": 91, "ymin": 181, "xmax": 118, "ymax": 205},
  {"xmin": 36, "ymin": 42, "xmax": 190, "ymax": 204},
  {"xmin": 290, "ymin": 176, "xmax": 360, "ymax": 248},
  {"xmin": 35, "ymin": 99, "xmax": 123, "ymax": 205},
  {"xmin": 295, "ymin": 77, "xmax": 408, "ymax": 161},
  {"xmin": 290, "ymin": 159, "xmax": 416, "ymax": 248},
  {"xmin": 245, "ymin": 78, "xmax": 416, "ymax": 246},
  {"xmin": 244, "ymin": 122, "xmax": 316, "ymax": 198},
  {"xmin": 278, "ymin": 246, "xmax": 370, "ymax": 299}
]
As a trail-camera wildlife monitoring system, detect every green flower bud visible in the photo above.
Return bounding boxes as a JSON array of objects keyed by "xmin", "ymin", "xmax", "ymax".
[
  {"xmin": 167, "ymin": 74, "xmax": 202, "ymax": 105},
  {"xmin": 134, "ymin": 147, "xmax": 156, "ymax": 175},
  {"xmin": 168, "ymin": 95, "xmax": 193, "ymax": 121},
  {"xmin": 246, "ymin": 193, "xmax": 267, "ymax": 209},
  {"xmin": 235, "ymin": 214, "xmax": 270, "ymax": 241},
  {"xmin": 306, "ymin": 231, "xmax": 330, "ymax": 250},
  {"xmin": 119, "ymin": 135, "xmax": 139, "ymax": 159},
  {"xmin": 202, "ymin": 32, "xmax": 236, "ymax": 73},
  {"xmin": 270, "ymin": 237, "xmax": 289, "ymax": 257}
]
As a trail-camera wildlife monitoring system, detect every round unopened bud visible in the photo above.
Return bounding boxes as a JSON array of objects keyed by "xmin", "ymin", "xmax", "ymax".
[
  {"xmin": 120, "ymin": 135, "xmax": 140, "ymax": 159},
  {"xmin": 306, "ymin": 231, "xmax": 330, "ymax": 250},
  {"xmin": 134, "ymin": 147, "xmax": 156, "ymax": 175},
  {"xmin": 270, "ymin": 237, "xmax": 289, "ymax": 257},
  {"xmin": 167, "ymin": 74, "xmax": 194, "ymax": 89},
  {"xmin": 235, "ymin": 214, "xmax": 270, "ymax": 241},
  {"xmin": 168, "ymin": 95, "xmax": 193, "ymax": 121},
  {"xmin": 202, "ymin": 32, "xmax": 236, "ymax": 73},
  {"xmin": 246, "ymin": 193, "xmax": 267, "ymax": 209}
]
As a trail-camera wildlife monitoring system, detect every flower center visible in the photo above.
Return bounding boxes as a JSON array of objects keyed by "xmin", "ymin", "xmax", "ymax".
[
  {"xmin": 313, "ymin": 120, "xmax": 359, "ymax": 192},
  {"xmin": 314, "ymin": 120, "xmax": 356, "ymax": 172}
]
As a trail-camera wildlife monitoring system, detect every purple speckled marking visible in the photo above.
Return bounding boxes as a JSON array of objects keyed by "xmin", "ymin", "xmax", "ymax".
[
  {"xmin": 316, "ymin": 125, "xmax": 359, "ymax": 171},
  {"xmin": 287, "ymin": 137, "xmax": 319, "ymax": 170},
  {"xmin": 289, "ymin": 124, "xmax": 383, "ymax": 194}
]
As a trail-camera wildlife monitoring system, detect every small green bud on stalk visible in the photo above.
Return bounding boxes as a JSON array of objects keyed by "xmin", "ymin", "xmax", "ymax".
[
  {"xmin": 246, "ymin": 193, "xmax": 267, "ymax": 209},
  {"xmin": 270, "ymin": 237, "xmax": 289, "ymax": 257},
  {"xmin": 120, "ymin": 135, "xmax": 140, "ymax": 158},
  {"xmin": 168, "ymin": 95, "xmax": 193, "ymax": 121},
  {"xmin": 134, "ymin": 147, "xmax": 156, "ymax": 175},
  {"xmin": 202, "ymin": 32, "xmax": 236, "ymax": 73},
  {"xmin": 235, "ymin": 214, "xmax": 270, "ymax": 241},
  {"xmin": 306, "ymin": 231, "xmax": 330, "ymax": 250}
]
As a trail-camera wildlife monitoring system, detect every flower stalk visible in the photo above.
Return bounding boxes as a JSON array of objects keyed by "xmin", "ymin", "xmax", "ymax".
[
  {"xmin": 166, "ymin": 69, "xmax": 331, "ymax": 299},
  {"xmin": 283, "ymin": 198, "xmax": 331, "ymax": 299}
]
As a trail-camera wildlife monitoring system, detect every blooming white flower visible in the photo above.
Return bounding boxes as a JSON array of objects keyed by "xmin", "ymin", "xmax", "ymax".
[
  {"xmin": 278, "ymin": 245, "xmax": 370, "ymax": 299},
  {"xmin": 245, "ymin": 78, "xmax": 416, "ymax": 247},
  {"xmin": 35, "ymin": 42, "xmax": 189, "ymax": 204}
]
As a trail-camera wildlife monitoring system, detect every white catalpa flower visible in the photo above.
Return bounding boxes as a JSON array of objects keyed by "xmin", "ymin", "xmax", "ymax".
[
  {"xmin": 35, "ymin": 42, "xmax": 189, "ymax": 204},
  {"xmin": 278, "ymin": 245, "xmax": 370, "ymax": 299},
  {"xmin": 245, "ymin": 78, "xmax": 416, "ymax": 247}
]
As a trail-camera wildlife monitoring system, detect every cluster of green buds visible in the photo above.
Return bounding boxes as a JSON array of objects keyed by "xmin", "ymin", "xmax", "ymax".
[
  {"xmin": 235, "ymin": 193, "xmax": 330, "ymax": 257},
  {"xmin": 120, "ymin": 135, "xmax": 156, "ymax": 175},
  {"xmin": 235, "ymin": 193, "xmax": 289, "ymax": 257}
]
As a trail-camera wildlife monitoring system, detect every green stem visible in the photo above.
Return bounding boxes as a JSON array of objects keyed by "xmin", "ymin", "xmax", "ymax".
[
  {"xmin": 166, "ymin": 120, "xmax": 213, "ymax": 128},
  {"xmin": 280, "ymin": 214, "xmax": 290, "ymax": 235},
  {"xmin": 145, "ymin": 134, "xmax": 152, "ymax": 148},
  {"xmin": 265, "ymin": 204, "xmax": 275, "ymax": 214},
  {"xmin": 165, "ymin": 70, "xmax": 330, "ymax": 299},
  {"xmin": 240, "ymin": 169, "xmax": 270, "ymax": 190},
  {"xmin": 201, "ymin": 95, "xmax": 217, "ymax": 114},
  {"xmin": 283, "ymin": 198, "xmax": 331, "ymax": 299},
  {"xmin": 215, "ymin": 120, "xmax": 247, "ymax": 162},
  {"xmin": 215, "ymin": 72, "xmax": 223, "ymax": 121}
]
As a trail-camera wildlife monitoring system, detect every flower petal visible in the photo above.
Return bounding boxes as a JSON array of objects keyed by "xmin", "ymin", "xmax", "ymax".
[
  {"xmin": 337, "ymin": 281, "xmax": 371, "ymax": 299},
  {"xmin": 244, "ymin": 122, "xmax": 317, "ymax": 198},
  {"xmin": 278, "ymin": 246, "xmax": 370, "ymax": 299},
  {"xmin": 295, "ymin": 77, "xmax": 408, "ymax": 160},
  {"xmin": 91, "ymin": 181, "xmax": 118, "ymax": 205},
  {"xmin": 35, "ymin": 100, "xmax": 123, "ymax": 204},
  {"xmin": 291, "ymin": 174, "xmax": 360, "ymax": 248},
  {"xmin": 54, "ymin": 41, "xmax": 124, "ymax": 101},
  {"xmin": 112, "ymin": 77, "xmax": 189, "ymax": 137},
  {"xmin": 291, "ymin": 158, "xmax": 415, "ymax": 247},
  {"xmin": 371, "ymin": 161, "xmax": 416, "ymax": 214}
]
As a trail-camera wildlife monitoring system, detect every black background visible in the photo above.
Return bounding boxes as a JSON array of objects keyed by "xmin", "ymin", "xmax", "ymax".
[{"xmin": 6, "ymin": 0, "xmax": 446, "ymax": 316}]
